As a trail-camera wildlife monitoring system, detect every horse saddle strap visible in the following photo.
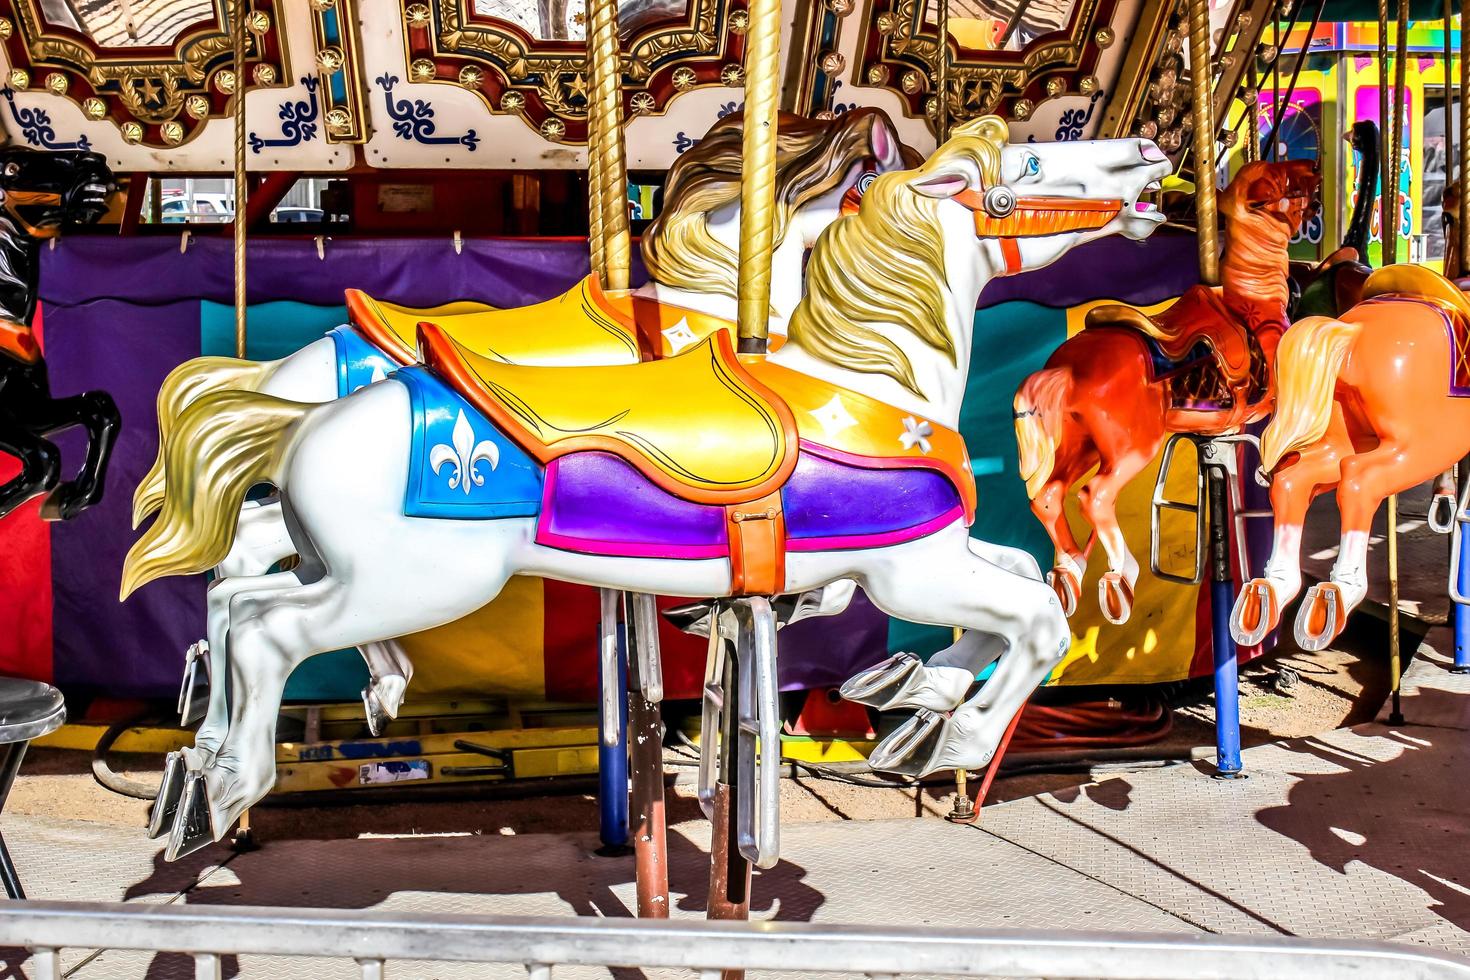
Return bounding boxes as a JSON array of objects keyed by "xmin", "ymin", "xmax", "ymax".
[
  {"xmin": 727, "ymin": 492, "xmax": 786, "ymax": 596},
  {"xmin": 419, "ymin": 321, "xmax": 799, "ymax": 506}
]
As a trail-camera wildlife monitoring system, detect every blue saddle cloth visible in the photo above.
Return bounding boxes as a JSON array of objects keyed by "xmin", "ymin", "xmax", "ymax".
[
  {"xmin": 330, "ymin": 324, "xmax": 400, "ymax": 397},
  {"xmin": 395, "ymin": 365, "xmax": 543, "ymax": 520}
]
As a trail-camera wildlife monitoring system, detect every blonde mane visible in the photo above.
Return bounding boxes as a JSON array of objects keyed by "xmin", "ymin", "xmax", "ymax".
[
  {"xmin": 1218, "ymin": 161, "xmax": 1306, "ymax": 324},
  {"xmin": 642, "ymin": 108, "xmax": 907, "ymax": 302},
  {"xmin": 787, "ymin": 116, "xmax": 1007, "ymax": 396}
]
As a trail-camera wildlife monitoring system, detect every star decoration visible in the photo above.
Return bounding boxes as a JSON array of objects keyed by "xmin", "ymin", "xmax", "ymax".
[
  {"xmin": 137, "ymin": 77, "xmax": 161, "ymax": 105},
  {"xmin": 810, "ymin": 395, "xmax": 858, "ymax": 437},
  {"xmin": 900, "ymin": 416, "xmax": 933, "ymax": 453},
  {"xmin": 662, "ymin": 318, "xmax": 699, "ymax": 354},
  {"xmin": 565, "ymin": 73, "xmax": 588, "ymax": 99}
]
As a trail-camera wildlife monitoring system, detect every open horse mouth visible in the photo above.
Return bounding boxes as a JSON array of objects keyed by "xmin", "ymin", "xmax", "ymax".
[{"xmin": 1127, "ymin": 178, "xmax": 1165, "ymax": 221}]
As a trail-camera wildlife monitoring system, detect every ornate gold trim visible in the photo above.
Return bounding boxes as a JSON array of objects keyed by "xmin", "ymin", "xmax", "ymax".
[
  {"xmin": 402, "ymin": 0, "xmax": 743, "ymax": 142},
  {"xmin": 2, "ymin": 0, "xmax": 289, "ymax": 148}
]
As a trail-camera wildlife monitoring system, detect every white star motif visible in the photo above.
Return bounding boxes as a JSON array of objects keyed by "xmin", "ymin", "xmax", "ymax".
[
  {"xmin": 662, "ymin": 317, "xmax": 699, "ymax": 353},
  {"xmin": 900, "ymin": 416, "xmax": 934, "ymax": 454},
  {"xmin": 809, "ymin": 395, "xmax": 858, "ymax": 436}
]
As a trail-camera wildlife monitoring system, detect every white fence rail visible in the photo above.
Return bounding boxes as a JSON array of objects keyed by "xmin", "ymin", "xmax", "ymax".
[{"xmin": 3, "ymin": 900, "xmax": 1469, "ymax": 979}]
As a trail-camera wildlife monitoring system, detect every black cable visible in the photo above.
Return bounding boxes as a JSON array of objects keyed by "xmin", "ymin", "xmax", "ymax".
[{"xmin": 91, "ymin": 713, "xmax": 163, "ymax": 800}]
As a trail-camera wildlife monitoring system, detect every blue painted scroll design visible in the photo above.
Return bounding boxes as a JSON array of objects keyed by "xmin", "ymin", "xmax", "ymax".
[
  {"xmin": 375, "ymin": 74, "xmax": 480, "ymax": 151},
  {"xmin": 674, "ymin": 101, "xmax": 745, "ymax": 154},
  {"xmin": 249, "ymin": 77, "xmax": 320, "ymax": 153},
  {"xmin": 1055, "ymin": 90, "xmax": 1103, "ymax": 141},
  {"xmin": 1, "ymin": 88, "xmax": 91, "ymax": 151}
]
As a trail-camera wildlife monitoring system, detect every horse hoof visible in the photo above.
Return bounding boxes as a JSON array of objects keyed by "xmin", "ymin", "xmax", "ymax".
[
  {"xmin": 38, "ymin": 487, "xmax": 66, "ymax": 522},
  {"xmin": 177, "ymin": 641, "xmax": 209, "ymax": 727},
  {"xmin": 1294, "ymin": 583, "xmax": 1346, "ymax": 652},
  {"xmin": 867, "ymin": 708, "xmax": 946, "ymax": 777},
  {"xmin": 1047, "ymin": 567, "xmax": 1079, "ymax": 617},
  {"xmin": 148, "ymin": 752, "xmax": 187, "ymax": 840},
  {"xmin": 1098, "ymin": 572, "xmax": 1134, "ymax": 626},
  {"xmin": 1230, "ymin": 580, "xmax": 1277, "ymax": 646},
  {"xmin": 164, "ymin": 772, "xmax": 217, "ymax": 862},
  {"xmin": 361, "ymin": 687, "xmax": 388, "ymax": 738},
  {"xmin": 839, "ymin": 653, "xmax": 922, "ymax": 710},
  {"xmin": 1429, "ymin": 492, "xmax": 1457, "ymax": 534}
]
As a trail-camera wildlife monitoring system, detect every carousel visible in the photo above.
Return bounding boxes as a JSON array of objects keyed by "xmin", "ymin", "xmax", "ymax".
[{"xmin": 0, "ymin": 0, "xmax": 1468, "ymax": 976}]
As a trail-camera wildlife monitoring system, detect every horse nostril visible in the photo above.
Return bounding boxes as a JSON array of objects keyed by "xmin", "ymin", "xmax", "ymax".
[{"xmin": 1138, "ymin": 140, "xmax": 1168, "ymax": 163}]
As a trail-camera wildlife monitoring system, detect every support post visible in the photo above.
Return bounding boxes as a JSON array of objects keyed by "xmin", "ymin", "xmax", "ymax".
[
  {"xmin": 1387, "ymin": 494, "xmax": 1405, "ymax": 724},
  {"xmin": 706, "ymin": 641, "xmax": 751, "ymax": 980},
  {"xmin": 626, "ymin": 596, "xmax": 669, "ymax": 918},
  {"xmin": 1462, "ymin": 4, "xmax": 1470, "ymax": 270},
  {"xmin": 596, "ymin": 613, "xmax": 630, "ymax": 853},
  {"xmin": 1207, "ymin": 458, "xmax": 1243, "ymax": 777},
  {"xmin": 1187, "ymin": 0, "xmax": 1219, "ymax": 285},
  {"xmin": 734, "ymin": 0, "xmax": 781, "ymax": 353},
  {"xmin": 1456, "ymin": 520, "xmax": 1470, "ymax": 671},
  {"xmin": 1378, "ymin": 0, "xmax": 1394, "ymax": 267},
  {"xmin": 232, "ymin": 0, "xmax": 249, "ymax": 359}
]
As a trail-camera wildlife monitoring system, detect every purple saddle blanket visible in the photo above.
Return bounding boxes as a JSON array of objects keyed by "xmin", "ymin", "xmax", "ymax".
[{"xmin": 536, "ymin": 443, "xmax": 964, "ymax": 559}]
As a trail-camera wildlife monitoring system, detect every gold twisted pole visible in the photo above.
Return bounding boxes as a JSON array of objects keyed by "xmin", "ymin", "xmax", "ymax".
[
  {"xmin": 736, "ymin": 0, "xmax": 781, "ymax": 351},
  {"xmin": 586, "ymin": 48, "xmax": 606, "ymax": 281},
  {"xmin": 233, "ymin": 0, "xmax": 249, "ymax": 358},
  {"xmin": 934, "ymin": 0, "xmax": 950, "ymax": 143},
  {"xmin": 1187, "ymin": 0, "xmax": 1218, "ymax": 285},
  {"xmin": 588, "ymin": 0, "xmax": 630, "ymax": 290},
  {"xmin": 1377, "ymin": 0, "xmax": 1392, "ymax": 267}
]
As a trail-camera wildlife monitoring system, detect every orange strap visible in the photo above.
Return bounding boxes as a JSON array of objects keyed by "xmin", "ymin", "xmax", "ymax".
[
  {"xmin": 953, "ymin": 188, "xmax": 1122, "ymax": 275},
  {"xmin": 726, "ymin": 491, "xmax": 786, "ymax": 596},
  {"xmin": 0, "ymin": 319, "xmax": 39, "ymax": 364}
]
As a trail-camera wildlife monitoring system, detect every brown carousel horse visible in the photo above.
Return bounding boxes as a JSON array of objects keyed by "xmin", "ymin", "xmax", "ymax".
[
  {"xmin": 0, "ymin": 146, "xmax": 118, "ymax": 520},
  {"xmin": 1013, "ymin": 159, "xmax": 1318, "ymax": 624}
]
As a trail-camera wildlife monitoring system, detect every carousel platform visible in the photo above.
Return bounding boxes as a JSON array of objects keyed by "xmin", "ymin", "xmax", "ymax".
[{"xmin": 2, "ymin": 641, "xmax": 1469, "ymax": 979}]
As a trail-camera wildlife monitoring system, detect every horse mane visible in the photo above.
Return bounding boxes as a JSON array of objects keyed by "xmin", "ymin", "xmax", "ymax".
[
  {"xmin": 787, "ymin": 116, "xmax": 1007, "ymax": 397},
  {"xmin": 641, "ymin": 108, "xmax": 901, "ymax": 303},
  {"xmin": 1218, "ymin": 161, "xmax": 1300, "ymax": 325}
]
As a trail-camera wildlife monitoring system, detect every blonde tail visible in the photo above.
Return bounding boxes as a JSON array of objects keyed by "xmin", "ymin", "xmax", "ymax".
[
  {"xmin": 1014, "ymin": 368, "xmax": 1069, "ymax": 500},
  {"xmin": 121, "ymin": 390, "xmax": 307, "ymax": 600},
  {"xmin": 1260, "ymin": 315, "xmax": 1361, "ymax": 473},
  {"xmin": 132, "ymin": 357, "xmax": 280, "ymax": 528}
]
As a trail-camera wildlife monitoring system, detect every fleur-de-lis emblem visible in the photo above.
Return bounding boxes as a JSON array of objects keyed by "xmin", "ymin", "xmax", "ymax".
[
  {"xmin": 900, "ymin": 416, "xmax": 933, "ymax": 454},
  {"xmin": 430, "ymin": 410, "xmax": 500, "ymax": 494}
]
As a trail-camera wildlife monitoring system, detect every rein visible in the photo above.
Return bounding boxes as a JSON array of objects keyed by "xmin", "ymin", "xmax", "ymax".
[{"xmin": 954, "ymin": 187, "xmax": 1122, "ymax": 274}]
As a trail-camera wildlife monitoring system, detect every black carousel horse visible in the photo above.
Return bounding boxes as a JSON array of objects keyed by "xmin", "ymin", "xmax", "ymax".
[{"xmin": 0, "ymin": 145, "xmax": 118, "ymax": 521}]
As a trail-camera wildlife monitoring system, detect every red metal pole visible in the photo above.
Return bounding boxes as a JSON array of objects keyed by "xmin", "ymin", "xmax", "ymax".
[{"xmin": 628, "ymin": 684, "xmax": 669, "ymax": 918}]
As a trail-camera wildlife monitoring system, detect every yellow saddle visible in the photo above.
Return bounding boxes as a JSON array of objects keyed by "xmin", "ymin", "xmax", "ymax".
[
  {"xmin": 347, "ymin": 276, "xmax": 642, "ymax": 368},
  {"xmin": 1361, "ymin": 263, "xmax": 1470, "ymax": 324},
  {"xmin": 419, "ymin": 322, "xmax": 799, "ymax": 505}
]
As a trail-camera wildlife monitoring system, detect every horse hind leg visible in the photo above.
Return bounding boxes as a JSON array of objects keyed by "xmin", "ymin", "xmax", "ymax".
[
  {"xmin": 846, "ymin": 524, "xmax": 1069, "ymax": 776},
  {"xmin": 1030, "ymin": 447, "xmax": 1097, "ymax": 617}
]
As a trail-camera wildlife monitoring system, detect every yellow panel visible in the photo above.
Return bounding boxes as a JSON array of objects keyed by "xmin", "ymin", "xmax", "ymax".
[
  {"xmin": 276, "ymin": 725, "xmax": 597, "ymax": 764},
  {"xmin": 1048, "ymin": 298, "xmax": 1202, "ymax": 686},
  {"xmin": 398, "ymin": 574, "xmax": 546, "ymax": 698},
  {"xmin": 33, "ymin": 724, "xmax": 192, "ymax": 754}
]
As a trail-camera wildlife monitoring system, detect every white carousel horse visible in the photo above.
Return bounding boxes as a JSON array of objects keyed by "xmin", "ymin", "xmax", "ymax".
[
  {"xmin": 134, "ymin": 108, "xmax": 912, "ymax": 733},
  {"xmin": 123, "ymin": 117, "xmax": 1170, "ymax": 857}
]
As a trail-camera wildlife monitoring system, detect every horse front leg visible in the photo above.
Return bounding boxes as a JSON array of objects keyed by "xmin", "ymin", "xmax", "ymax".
[
  {"xmin": 0, "ymin": 418, "xmax": 61, "ymax": 518},
  {"xmin": 30, "ymin": 388, "xmax": 120, "ymax": 521},
  {"xmin": 1077, "ymin": 449, "xmax": 1155, "ymax": 625}
]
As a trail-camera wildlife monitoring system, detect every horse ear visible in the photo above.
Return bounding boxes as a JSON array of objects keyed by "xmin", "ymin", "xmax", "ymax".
[
  {"xmin": 872, "ymin": 117, "xmax": 896, "ymax": 166},
  {"xmin": 909, "ymin": 166, "xmax": 971, "ymax": 199}
]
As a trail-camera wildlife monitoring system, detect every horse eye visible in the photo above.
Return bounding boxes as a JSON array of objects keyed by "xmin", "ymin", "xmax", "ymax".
[
  {"xmin": 3, "ymin": 162, "xmax": 18, "ymax": 178},
  {"xmin": 856, "ymin": 171, "xmax": 877, "ymax": 194},
  {"xmin": 1025, "ymin": 157, "xmax": 1039, "ymax": 175}
]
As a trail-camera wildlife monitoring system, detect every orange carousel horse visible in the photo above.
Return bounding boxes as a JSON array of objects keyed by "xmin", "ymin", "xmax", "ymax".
[
  {"xmin": 1013, "ymin": 159, "xmax": 1319, "ymax": 624},
  {"xmin": 1231, "ymin": 262, "xmax": 1470, "ymax": 650}
]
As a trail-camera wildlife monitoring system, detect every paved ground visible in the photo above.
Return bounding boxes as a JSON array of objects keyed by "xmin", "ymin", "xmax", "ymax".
[{"xmin": 3, "ymin": 634, "xmax": 1468, "ymax": 978}]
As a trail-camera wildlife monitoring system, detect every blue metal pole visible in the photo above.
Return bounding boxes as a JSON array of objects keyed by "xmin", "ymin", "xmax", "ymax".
[
  {"xmin": 1207, "ymin": 463, "xmax": 1243, "ymax": 777},
  {"xmin": 597, "ymin": 624, "xmax": 630, "ymax": 852},
  {"xmin": 1455, "ymin": 523, "xmax": 1470, "ymax": 673}
]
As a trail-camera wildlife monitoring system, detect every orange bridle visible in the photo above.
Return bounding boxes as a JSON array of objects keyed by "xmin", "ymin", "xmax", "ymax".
[{"xmin": 954, "ymin": 187, "xmax": 1123, "ymax": 274}]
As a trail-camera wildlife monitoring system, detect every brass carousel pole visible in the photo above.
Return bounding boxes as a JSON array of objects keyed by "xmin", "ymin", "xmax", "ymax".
[
  {"xmin": 935, "ymin": 0, "xmax": 950, "ymax": 143},
  {"xmin": 587, "ymin": 0, "xmax": 665, "ymax": 918},
  {"xmin": 1188, "ymin": 0, "xmax": 1219, "ymax": 284},
  {"xmin": 1378, "ymin": 0, "xmax": 1394, "ymax": 266},
  {"xmin": 1385, "ymin": 0, "xmax": 1409, "ymax": 726},
  {"xmin": 1461, "ymin": 1, "xmax": 1469, "ymax": 268},
  {"xmin": 586, "ymin": 58, "xmax": 606, "ymax": 281},
  {"xmin": 232, "ymin": 0, "xmax": 248, "ymax": 359},
  {"xmin": 1445, "ymin": 0, "xmax": 1455, "ymax": 267},
  {"xmin": 590, "ymin": 0, "xmax": 630, "ymax": 290},
  {"xmin": 733, "ymin": 0, "xmax": 780, "ymax": 355}
]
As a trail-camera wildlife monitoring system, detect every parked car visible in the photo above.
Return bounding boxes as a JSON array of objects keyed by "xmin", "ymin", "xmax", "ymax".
[{"xmin": 271, "ymin": 207, "xmax": 325, "ymax": 223}]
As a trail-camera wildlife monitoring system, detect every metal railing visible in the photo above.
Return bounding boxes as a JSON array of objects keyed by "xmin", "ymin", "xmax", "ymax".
[{"xmin": 4, "ymin": 900, "xmax": 1470, "ymax": 979}]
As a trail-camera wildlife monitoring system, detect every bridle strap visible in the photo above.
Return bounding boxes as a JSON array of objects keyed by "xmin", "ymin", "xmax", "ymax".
[{"xmin": 953, "ymin": 187, "xmax": 1124, "ymax": 274}]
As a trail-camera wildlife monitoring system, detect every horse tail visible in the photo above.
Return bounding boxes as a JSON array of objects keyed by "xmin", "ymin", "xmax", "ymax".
[
  {"xmin": 1260, "ymin": 315, "xmax": 1360, "ymax": 473},
  {"xmin": 121, "ymin": 390, "xmax": 307, "ymax": 600},
  {"xmin": 133, "ymin": 357, "xmax": 280, "ymax": 528},
  {"xmin": 1014, "ymin": 368, "xmax": 1069, "ymax": 500}
]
